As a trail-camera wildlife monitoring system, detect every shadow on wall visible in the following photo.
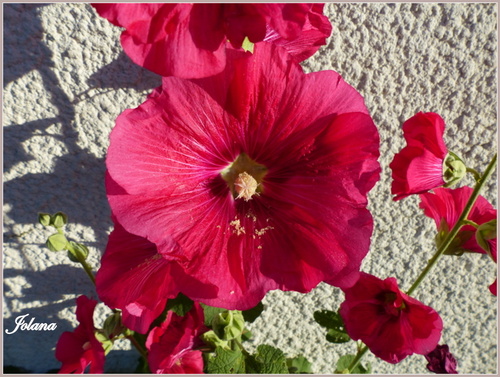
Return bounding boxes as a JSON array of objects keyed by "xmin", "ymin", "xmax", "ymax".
[{"xmin": 3, "ymin": 3, "xmax": 159, "ymax": 372}]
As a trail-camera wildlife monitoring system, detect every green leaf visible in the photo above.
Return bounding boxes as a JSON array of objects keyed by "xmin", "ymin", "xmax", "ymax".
[
  {"xmin": 334, "ymin": 355, "xmax": 371, "ymax": 374},
  {"xmin": 205, "ymin": 347, "xmax": 245, "ymax": 374},
  {"xmin": 46, "ymin": 233, "xmax": 68, "ymax": 252},
  {"xmin": 200, "ymin": 303, "xmax": 227, "ymax": 327},
  {"xmin": 314, "ymin": 310, "xmax": 351, "ymax": 343},
  {"xmin": 38, "ymin": 213, "xmax": 51, "ymax": 227},
  {"xmin": 242, "ymin": 301, "xmax": 264, "ymax": 323},
  {"xmin": 51, "ymin": 212, "xmax": 68, "ymax": 228},
  {"xmin": 246, "ymin": 345, "xmax": 288, "ymax": 374},
  {"xmin": 165, "ymin": 293, "xmax": 193, "ymax": 317},
  {"xmin": 287, "ymin": 355, "xmax": 313, "ymax": 374}
]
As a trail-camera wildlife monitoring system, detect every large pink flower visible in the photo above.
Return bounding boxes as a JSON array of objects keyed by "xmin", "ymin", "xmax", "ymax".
[
  {"xmin": 390, "ymin": 112, "xmax": 465, "ymax": 201},
  {"xmin": 419, "ymin": 187, "xmax": 497, "ymax": 255},
  {"xmin": 91, "ymin": 3, "xmax": 332, "ymax": 78},
  {"xmin": 105, "ymin": 43, "xmax": 380, "ymax": 310},
  {"xmin": 339, "ymin": 273, "xmax": 443, "ymax": 364},
  {"xmin": 55, "ymin": 296, "xmax": 105, "ymax": 374},
  {"xmin": 146, "ymin": 303, "xmax": 208, "ymax": 374}
]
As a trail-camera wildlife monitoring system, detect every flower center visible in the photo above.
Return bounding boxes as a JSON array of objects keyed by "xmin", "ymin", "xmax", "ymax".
[{"xmin": 221, "ymin": 153, "xmax": 268, "ymax": 201}]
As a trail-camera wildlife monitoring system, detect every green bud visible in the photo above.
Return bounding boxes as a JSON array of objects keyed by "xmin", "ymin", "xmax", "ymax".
[
  {"xmin": 476, "ymin": 219, "xmax": 497, "ymax": 259},
  {"xmin": 443, "ymin": 152, "xmax": 466, "ymax": 187},
  {"xmin": 38, "ymin": 213, "xmax": 51, "ymax": 227},
  {"xmin": 212, "ymin": 310, "xmax": 245, "ymax": 341},
  {"xmin": 46, "ymin": 233, "xmax": 68, "ymax": 252},
  {"xmin": 201, "ymin": 330, "xmax": 230, "ymax": 350},
  {"xmin": 67, "ymin": 241, "xmax": 89, "ymax": 262},
  {"xmin": 102, "ymin": 312, "xmax": 125, "ymax": 339},
  {"xmin": 51, "ymin": 212, "xmax": 68, "ymax": 228}
]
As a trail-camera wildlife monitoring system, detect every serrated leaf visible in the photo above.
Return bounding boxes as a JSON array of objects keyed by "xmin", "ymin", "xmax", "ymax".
[
  {"xmin": 165, "ymin": 293, "xmax": 193, "ymax": 317},
  {"xmin": 334, "ymin": 354, "xmax": 371, "ymax": 374},
  {"xmin": 46, "ymin": 233, "xmax": 68, "ymax": 252},
  {"xmin": 200, "ymin": 303, "xmax": 227, "ymax": 327},
  {"xmin": 287, "ymin": 355, "xmax": 313, "ymax": 374},
  {"xmin": 205, "ymin": 347, "xmax": 245, "ymax": 374},
  {"xmin": 246, "ymin": 345, "xmax": 288, "ymax": 374},
  {"xmin": 314, "ymin": 310, "xmax": 351, "ymax": 343},
  {"xmin": 242, "ymin": 301, "xmax": 264, "ymax": 323}
]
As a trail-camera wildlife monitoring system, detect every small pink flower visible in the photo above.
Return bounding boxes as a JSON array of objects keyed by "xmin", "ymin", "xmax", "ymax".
[
  {"xmin": 146, "ymin": 303, "xmax": 208, "ymax": 374},
  {"xmin": 91, "ymin": 3, "xmax": 332, "ymax": 78},
  {"xmin": 419, "ymin": 187, "xmax": 497, "ymax": 255},
  {"xmin": 105, "ymin": 43, "xmax": 380, "ymax": 310},
  {"xmin": 55, "ymin": 296, "xmax": 105, "ymax": 374},
  {"xmin": 390, "ymin": 112, "xmax": 464, "ymax": 201},
  {"xmin": 425, "ymin": 344, "xmax": 458, "ymax": 374},
  {"xmin": 339, "ymin": 273, "xmax": 443, "ymax": 364}
]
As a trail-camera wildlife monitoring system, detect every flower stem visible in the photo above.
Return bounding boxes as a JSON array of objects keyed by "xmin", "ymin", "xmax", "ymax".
[
  {"xmin": 78, "ymin": 258, "xmax": 96, "ymax": 285},
  {"xmin": 466, "ymin": 167, "xmax": 482, "ymax": 182},
  {"xmin": 347, "ymin": 345, "xmax": 369, "ymax": 372},
  {"xmin": 406, "ymin": 153, "xmax": 497, "ymax": 296}
]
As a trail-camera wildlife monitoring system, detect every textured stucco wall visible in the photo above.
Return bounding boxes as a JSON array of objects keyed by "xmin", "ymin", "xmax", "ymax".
[{"xmin": 3, "ymin": 3, "xmax": 497, "ymax": 374}]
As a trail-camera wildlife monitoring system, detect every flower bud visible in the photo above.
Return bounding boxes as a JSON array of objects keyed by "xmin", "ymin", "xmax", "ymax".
[
  {"xmin": 51, "ymin": 212, "xmax": 68, "ymax": 228},
  {"xmin": 46, "ymin": 233, "xmax": 68, "ymax": 252},
  {"xmin": 102, "ymin": 312, "xmax": 125, "ymax": 339},
  {"xmin": 200, "ymin": 330, "xmax": 230, "ymax": 350},
  {"xmin": 443, "ymin": 152, "xmax": 466, "ymax": 187},
  {"xmin": 212, "ymin": 310, "xmax": 245, "ymax": 341},
  {"xmin": 94, "ymin": 331, "xmax": 114, "ymax": 355},
  {"xmin": 476, "ymin": 219, "xmax": 497, "ymax": 259},
  {"xmin": 38, "ymin": 213, "xmax": 51, "ymax": 227},
  {"xmin": 67, "ymin": 241, "xmax": 89, "ymax": 262}
]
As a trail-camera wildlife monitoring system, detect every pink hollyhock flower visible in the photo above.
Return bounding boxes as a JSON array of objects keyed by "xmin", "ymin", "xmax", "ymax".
[
  {"xmin": 339, "ymin": 273, "xmax": 443, "ymax": 364},
  {"xmin": 91, "ymin": 3, "xmax": 332, "ymax": 78},
  {"xmin": 425, "ymin": 344, "xmax": 458, "ymax": 374},
  {"xmin": 146, "ymin": 303, "xmax": 207, "ymax": 374},
  {"xmin": 105, "ymin": 43, "xmax": 380, "ymax": 310},
  {"xmin": 419, "ymin": 187, "xmax": 497, "ymax": 256},
  {"xmin": 55, "ymin": 296, "xmax": 105, "ymax": 374},
  {"xmin": 390, "ymin": 112, "xmax": 465, "ymax": 201},
  {"xmin": 95, "ymin": 214, "xmax": 217, "ymax": 333}
]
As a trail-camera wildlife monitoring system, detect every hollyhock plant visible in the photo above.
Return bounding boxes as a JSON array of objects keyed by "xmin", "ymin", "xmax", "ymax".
[
  {"xmin": 425, "ymin": 344, "xmax": 458, "ymax": 374},
  {"xmin": 146, "ymin": 303, "xmax": 208, "ymax": 374},
  {"xmin": 339, "ymin": 273, "xmax": 443, "ymax": 364},
  {"xmin": 390, "ymin": 112, "xmax": 466, "ymax": 201},
  {"xmin": 91, "ymin": 3, "xmax": 332, "ymax": 78},
  {"xmin": 55, "ymin": 295, "xmax": 105, "ymax": 374},
  {"xmin": 105, "ymin": 43, "xmax": 380, "ymax": 311},
  {"xmin": 419, "ymin": 187, "xmax": 497, "ymax": 256}
]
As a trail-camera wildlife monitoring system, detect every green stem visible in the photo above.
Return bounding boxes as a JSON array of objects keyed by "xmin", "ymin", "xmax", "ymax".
[
  {"xmin": 406, "ymin": 153, "xmax": 497, "ymax": 296},
  {"xmin": 232, "ymin": 338, "xmax": 250, "ymax": 356},
  {"xmin": 462, "ymin": 219, "xmax": 479, "ymax": 228},
  {"xmin": 78, "ymin": 257, "xmax": 96, "ymax": 285},
  {"xmin": 466, "ymin": 167, "xmax": 482, "ymax": 182},
  {"xmin": 347, "ymin": 345, "xmax": 369, "ymax": 372}
]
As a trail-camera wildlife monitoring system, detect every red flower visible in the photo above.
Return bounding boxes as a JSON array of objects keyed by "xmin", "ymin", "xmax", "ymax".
[
  {"xmin": 91, "ymin": 3, "xmax": 332, "ymax": 78},
  {"xmin": 146, "ymin": 303, "xmax": 208, "ymax": 374},
  {"xmin": 425, "ymin": 344, "xmax": 458, "ymax": 374},
  {"xmin": 95, "ymin": 214, "xmax": 217, "ymax": 333},
  {"xmin": 55, "ymin": 296, "xmax": 105, "ymax": 374},
  {"xmin": 390, "ymin": 112, "xmax": 465, "ymax": 201},
  {"xmin": 106, "ymin": 43, "xmax": 380, "ymax": 310},
  {"xmin": 339, "ymin": 273, "xmax": 443, "ymax": 364},
  {"xmin": 419, "ymin": 187, "xmax": 497, "ymax": 256}
]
